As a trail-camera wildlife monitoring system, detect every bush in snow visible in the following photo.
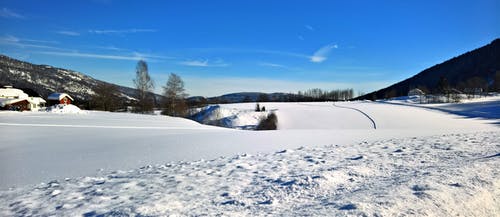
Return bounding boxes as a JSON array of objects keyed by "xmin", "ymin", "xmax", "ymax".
[
  {"xmin": 255, "ymin": 103, "xmax": 261, "ymax": 112},
  {"xmin": 256, "ymin": 112, "xmax": 278, "ymax": 130}
]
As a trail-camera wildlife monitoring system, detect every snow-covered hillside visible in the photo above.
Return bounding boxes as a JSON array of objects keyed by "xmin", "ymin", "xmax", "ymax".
[{"xmin": 0, "ymin": 99, "xmax": 498, "ymax": 215}]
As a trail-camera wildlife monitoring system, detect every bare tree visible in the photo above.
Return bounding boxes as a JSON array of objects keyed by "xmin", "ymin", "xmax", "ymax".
[
  {"xmin": 133, "ymin": 60, "xmax": 154, "ymax": 113},
  {"xmin": 162, "ymin": 73, "xmax": 188, "ymax": 117},
  {"xmin": 91, "ymin": 82, "xmax": 120, "ymax": 111}
]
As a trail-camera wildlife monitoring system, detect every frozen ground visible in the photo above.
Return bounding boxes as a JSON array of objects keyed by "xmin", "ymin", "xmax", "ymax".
[
  {"xmin": 0, "ymin": 99, "xmax": 499, "ymax": 215},
  {"xmin": 0, "ymin": 131, "xmax": 498, "ymax": 216}
]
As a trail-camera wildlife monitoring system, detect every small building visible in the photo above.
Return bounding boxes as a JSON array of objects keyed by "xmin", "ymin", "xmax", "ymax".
[
  {"xmin": 0, "ymin": 86, "xmax": 46, "ymax": 111},
  {"xmin": 408, "ymin": 88, "xmax": 425, "ymax": 96},
  {"xmin": 48, "ymin": 93, "xmax": 74, "ymax": 105}
]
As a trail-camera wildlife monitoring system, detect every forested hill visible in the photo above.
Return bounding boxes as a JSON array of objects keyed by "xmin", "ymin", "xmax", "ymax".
[{"xmin": 356, "ymin": 38, "xmax": 500, "ymax": 100}]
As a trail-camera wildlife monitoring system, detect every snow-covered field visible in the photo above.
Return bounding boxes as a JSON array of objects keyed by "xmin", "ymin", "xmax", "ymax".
[{"xmin": 0, "ymin": 99, "xmax": 498, "ymax": 216}]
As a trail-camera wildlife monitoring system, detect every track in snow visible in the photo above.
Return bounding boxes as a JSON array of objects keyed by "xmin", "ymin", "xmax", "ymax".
[{"xmin": 333, "ymin": 102, "xmax": 377, "ymax": 129}]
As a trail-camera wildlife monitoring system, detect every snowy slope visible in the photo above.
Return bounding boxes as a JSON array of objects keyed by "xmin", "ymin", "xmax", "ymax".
[
  {"xmin": 0, "ymin": 131, "xmax": 498, "ymax": 216},
  {"xmin": 218, "ymin": 101, "xmax": 498, "ymax": 130}
]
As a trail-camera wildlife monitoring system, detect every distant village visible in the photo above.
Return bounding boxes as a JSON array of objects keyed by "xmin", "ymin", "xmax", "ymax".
[{"xmin": 0, "ymin": 86, "xmax": 73, "ymax": 111}]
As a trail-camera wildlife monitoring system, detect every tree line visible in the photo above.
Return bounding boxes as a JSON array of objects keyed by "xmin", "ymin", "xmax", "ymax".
[{"xmin": 296, "ymin": 88, "xmax": 354, "ymax": 101}]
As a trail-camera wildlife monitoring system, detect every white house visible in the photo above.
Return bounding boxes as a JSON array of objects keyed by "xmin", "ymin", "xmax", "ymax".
[
  {"xmin": 28, "ymin": 96, "xmax": 46, "ymax": 110},
  {"xmin": 0, "ymin": 86, "xmax": 46, "ymax": 111}
]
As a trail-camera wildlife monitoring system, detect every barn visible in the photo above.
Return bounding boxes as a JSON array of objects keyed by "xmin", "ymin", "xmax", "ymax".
[
  {"xmin": 0, "ymin": 98, "xmax": 31, "ymax": 111},
  {"xmin": 47, "ymin": 93, "xmax": 74, "ymax": 105}
]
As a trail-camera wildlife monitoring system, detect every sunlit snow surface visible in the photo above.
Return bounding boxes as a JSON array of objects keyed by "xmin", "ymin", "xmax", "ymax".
[{"xmin": 0, "ymin": 99, "xmax": 499, "ymax": 216}]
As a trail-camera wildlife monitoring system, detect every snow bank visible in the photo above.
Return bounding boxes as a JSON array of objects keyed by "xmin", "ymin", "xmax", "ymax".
[
  {"xmin": 1, "ymin": 131, "xmax": 498, "ymax": 216},
  {"xmin": 46, "ymin": 104, "xmax": 86, "ymax": 114}
]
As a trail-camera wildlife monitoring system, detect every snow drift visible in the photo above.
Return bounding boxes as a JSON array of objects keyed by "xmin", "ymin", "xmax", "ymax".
[
  {"xmin": 46, "ymin": 104, "xmax": 85, "ymax": 114},
  {"xmin": 191, "ymin": 104, "xmax": 269, "ymax": 129}
]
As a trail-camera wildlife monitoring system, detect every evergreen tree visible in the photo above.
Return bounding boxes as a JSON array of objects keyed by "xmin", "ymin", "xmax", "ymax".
[
  {"xmin": 255, "ymin": 103, "xmax": 260, "ymax": 112},
  {"xmin": 437, "ymin": 76, "xmax": 449, "ymax": 94}
]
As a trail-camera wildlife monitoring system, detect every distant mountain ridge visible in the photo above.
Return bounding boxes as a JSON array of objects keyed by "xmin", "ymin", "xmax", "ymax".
[
  {"xmin": 356, "ymin": 38, "xmax": 500, "ymax": 100},
  {"xmin": 0, "ymin": 55, "xmax": 144, "ymax": 104}
]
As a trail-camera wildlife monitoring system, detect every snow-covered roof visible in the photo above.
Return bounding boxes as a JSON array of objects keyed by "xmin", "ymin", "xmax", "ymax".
[
  {"xmin": 48, "ymin": 93, "xmax": 74, "ymax": 101},
  {"xmin": 0, "ymin": 97, "xmax": 46, "ymax": 107},
  {"xmin": 0, "ymin": 87, "xmax": 29, "ymax": 99},
  {"xmin": 29, "ymin": 97, "xmax": 46, "ymax": 104}
]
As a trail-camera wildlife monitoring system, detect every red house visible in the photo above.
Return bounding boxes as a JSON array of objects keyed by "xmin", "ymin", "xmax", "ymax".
[
  {"xmin": 47, "ymin": 93, "xmax": 74, "ymax": 105},
  {"xmin": 0, "ymin": 98, "xmax": 30, "ymax": 111}
]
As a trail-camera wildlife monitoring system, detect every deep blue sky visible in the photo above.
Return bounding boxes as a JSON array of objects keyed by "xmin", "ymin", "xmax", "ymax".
[{"xmin": 1, "ymin": 0, "xmax": 498, "ymax": 97}]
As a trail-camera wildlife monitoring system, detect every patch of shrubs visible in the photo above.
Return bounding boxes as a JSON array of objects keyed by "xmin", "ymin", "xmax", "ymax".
[{"xmin": 256, "ymin": 112, "xmax": 278, "ymax": 130}]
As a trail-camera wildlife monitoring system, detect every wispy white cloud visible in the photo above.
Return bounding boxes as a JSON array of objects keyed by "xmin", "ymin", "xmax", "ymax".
[
  {"xmin": 1, "ymin": 35, "xmax": 57, "ymax": 44},
  {"xmin": 0, "ymin": 35, "xmax": 20, "ymax": 43},
  {"xmin": 22, "ymin": 38, "xmax": 58, "ymax": 44},
  {"xmin": 56, "ymin": 31, "xmax": 81, "ymax": 36},
  {"xmin": 259, "ymin": 62, "xmax": 287, "ymax": 68},
  {"xmin": 310, "ymin": 44, "xmax": 338, "ymax": 63},
  {"xmin": 89, "ymin": 28, "xmax": 157, "ymax": 34},
  {"xmin": 252, "ymin": 49, "xmax": 311, "ymax": 59},
  {"xmin": 187, "ymin": 47, "xmax": 311, "ymax": 60},
  {"xmin": 0, "ymin": 8, "xmax": 24, "ymax": 19},
  {"xmin": 94, "ymin": 45, "xmax": 125, "ymax": 51},
  {"xmin": 132, "ymin": 52, "xmax": 175, "ymax": 60},
  {"xmin": 179, "ymin": 59, "xmax": 228, "ymax": 67},
  {"xmin": 37, "ymin": 51, "xmax": 146, "ymax": 61},
  {"xmin": 297, "ymin": 35, "xmax": 305, "ymax": 41},
  {"xmin": 305, "ymin": 25, "xmax": 314, "ymax": 31},
  {"xmin": 90, "ymin": 47, "xmax": 175, "ymax": 60},
  {"xmin": 0, "ymin": 35, "xmax": 63, "ymax": 50},
  {"xmin": 180, "ymin": 60, "xmax": 208, "ymax": 67}
]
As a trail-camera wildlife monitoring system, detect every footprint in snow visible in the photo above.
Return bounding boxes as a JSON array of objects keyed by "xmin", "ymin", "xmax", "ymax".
[
  {"xmin": 348, "ymin": 156, "xmax": 363, "ymax": 160},
  {"xmin": 411, "ymin": 184, "xmax": 432, "ymax": 198},
  {"xmin": 449, "ymin": 183, "xmax": 462, "ymax": 187},
  {"xmin": 338, "ymin": 203, "xmax": 357, "ymax": 210}
]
